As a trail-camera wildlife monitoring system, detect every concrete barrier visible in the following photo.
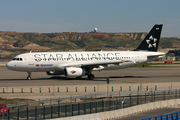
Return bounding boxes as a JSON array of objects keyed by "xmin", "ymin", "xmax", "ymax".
[
  {"xmin": 142, "ymin": 103, "xmax": 148, "ymax": 112},
  {"xmin": 114, "ymin": 110, "xmax": 119, "ymax": 119},
  {"xmin": 48, "ymin": 99, "xmax": 180, "ymax": 120},
  {"xmin": 154, "ymin": 101, "xmax": 160, "ymax": 109},
  {"xmin": 176, "ymin": 99, "xmax": 180, "ymax": 105}
]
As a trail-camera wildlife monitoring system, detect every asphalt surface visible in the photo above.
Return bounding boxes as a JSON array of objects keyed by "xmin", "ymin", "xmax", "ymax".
[
  {"xmin": 1, "ymin": 67, "xmax": 180, "ymax": 99},
  {"xmin": 1, "ymin": 67, "xmax": 180, "ymax": 86},
  {"xmin": 117, "ymin": 107, "xmax": 180, "ymax": 120},
  {"xmin": 1, "ymin": 66, "xmax": 180, "ymax": 119}
]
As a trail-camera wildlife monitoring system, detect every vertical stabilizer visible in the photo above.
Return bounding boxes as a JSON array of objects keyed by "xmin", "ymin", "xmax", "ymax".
[{"xmin": 135, "ymin": 24, "xmax": 163, "ymax": 51}]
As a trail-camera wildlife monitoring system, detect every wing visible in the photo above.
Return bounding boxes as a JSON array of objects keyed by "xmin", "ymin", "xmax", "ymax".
[{"xmin": 59, "ymin": 60, "xmax": 131, "ymax": 70}]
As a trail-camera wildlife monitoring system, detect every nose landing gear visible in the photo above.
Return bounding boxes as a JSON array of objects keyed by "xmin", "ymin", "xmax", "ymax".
[{"xmin": 27, "ymin": 72, "xmax": 32, "ymax": 80}]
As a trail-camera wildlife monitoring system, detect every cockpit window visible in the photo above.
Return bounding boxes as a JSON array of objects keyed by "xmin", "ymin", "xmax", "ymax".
[{"xmin": 12, "ymin": 58, "xmax": 23, "ymax": 61}]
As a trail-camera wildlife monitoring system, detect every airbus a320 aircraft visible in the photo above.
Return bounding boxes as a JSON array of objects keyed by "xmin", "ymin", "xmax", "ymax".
[{"xmin": 6, "ymin": 24, "xmax": 165, "ymax": 80}]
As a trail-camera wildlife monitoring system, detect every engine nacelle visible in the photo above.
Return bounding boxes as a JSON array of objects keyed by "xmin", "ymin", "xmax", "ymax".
[
  {"xmin": 46, "ymin": 71, "xmax": 64, "ymax": 75},
  {"xmin": 65, "ymin": 67, "xmax": 86, "ymax": 77}
]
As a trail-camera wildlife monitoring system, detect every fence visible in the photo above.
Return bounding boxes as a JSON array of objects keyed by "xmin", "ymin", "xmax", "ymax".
[
  {"xmin": 7, "ymin": 89, "xmax": 180, "ymax": 108},
  {"xmin": 1, "ymin": 83, "xmax": 177, "ymax": 94},
  {"xmin": 2, "ymin": 89, "xmax": 180, "ymax": 120},
  {"xmin": 1, "ymin": 85, "xmax": 156, "ymax": 93}
]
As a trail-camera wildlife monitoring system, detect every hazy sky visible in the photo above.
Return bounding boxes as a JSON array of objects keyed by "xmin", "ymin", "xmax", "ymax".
[{"xmin": 0, "ymin": 0, "xmax": 180, "ymax": 37}]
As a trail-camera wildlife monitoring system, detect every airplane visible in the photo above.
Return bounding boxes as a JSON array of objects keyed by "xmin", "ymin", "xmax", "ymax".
[{"xmin": 6, "ymin": 24, "xmax": 165, "ymax": 80}]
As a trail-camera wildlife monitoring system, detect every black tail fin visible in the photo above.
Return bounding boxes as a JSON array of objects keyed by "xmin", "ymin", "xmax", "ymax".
[{"xmin": 135, "ymin": 24, "xmax": 163, "ymax": 52}]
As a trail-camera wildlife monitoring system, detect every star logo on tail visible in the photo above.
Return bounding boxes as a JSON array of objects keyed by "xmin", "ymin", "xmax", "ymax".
[{"xmin": 146, "ymin": 35, "xmax": 157, "ymax": 48}]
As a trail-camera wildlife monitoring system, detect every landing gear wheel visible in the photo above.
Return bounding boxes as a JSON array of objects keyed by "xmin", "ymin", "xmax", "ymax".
[
  {"xmin": 27, "ymin": 77, "xmax": 31, "ymax": 80},
  {"xmin": 88, "ymin": 74, "xmax": 95, "ymax": 80},
  {"xmin": 27, "ymin": 72, "xmax": 32, "ymax": 80}
]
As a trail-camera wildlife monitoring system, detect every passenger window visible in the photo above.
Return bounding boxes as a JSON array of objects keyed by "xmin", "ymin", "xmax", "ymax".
[
  {"xmin": 17, "ymin": 58, "xmax": 19, "ymax": 61},
  {"xmin": 20, "ymin": 58, "xmax": 22, "ymax": 61}
]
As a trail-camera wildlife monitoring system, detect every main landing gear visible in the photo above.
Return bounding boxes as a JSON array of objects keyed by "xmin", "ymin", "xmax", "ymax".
[
  {"xmin": 27, "ymin": 72, "xmax": 32, "ymax": 80},
  {"xmin": 88, "ymin": 74, "xmax": 95, "ymax": 80},
  {"xmin": 87, "ymin": 69, "xmax": 95, "ymax": 80}
]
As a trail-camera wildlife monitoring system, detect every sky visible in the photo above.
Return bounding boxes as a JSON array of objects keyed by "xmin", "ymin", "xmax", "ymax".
[{"xmin": 0, "ymin": 0, "xmax": 180, "ymax": 37}]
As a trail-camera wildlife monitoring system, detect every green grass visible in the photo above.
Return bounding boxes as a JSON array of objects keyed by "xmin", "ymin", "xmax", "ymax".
[
  {"xmin": 0, "ymin": 97, "xmax": 33, "ymax": 104},
  {"xmin": 0, "ymin": 98, "xmax": 39, "ymax": 109}
]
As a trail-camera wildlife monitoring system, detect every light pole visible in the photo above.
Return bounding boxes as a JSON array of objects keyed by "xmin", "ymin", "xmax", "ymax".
[
  {"xmin": 107, "ymin": 77, "xmax": 110, "ymax": 100},
  {"xmin": 121, "ymin": 98, "xmax": 125, "ymax": 116}
]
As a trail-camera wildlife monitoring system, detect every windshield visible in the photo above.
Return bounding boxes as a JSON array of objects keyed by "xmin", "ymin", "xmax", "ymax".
[{"xmin": 12, "ymin": 58, "xmax": 23, "ymax": 61}]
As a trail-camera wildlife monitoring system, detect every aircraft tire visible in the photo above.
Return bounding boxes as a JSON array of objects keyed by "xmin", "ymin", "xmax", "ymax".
[
  {"xmin": 88, "ymin": 74, "xmax": 95, "ymax": 80},
  {"xmin": 27, "ymin": 77, "xmax": 31, "ymax": 80}
]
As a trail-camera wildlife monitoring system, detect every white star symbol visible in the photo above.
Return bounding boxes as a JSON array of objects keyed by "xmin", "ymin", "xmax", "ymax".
[{"xmin": 146, "ymin": 35, "xmax": 157, "ymax": 48}]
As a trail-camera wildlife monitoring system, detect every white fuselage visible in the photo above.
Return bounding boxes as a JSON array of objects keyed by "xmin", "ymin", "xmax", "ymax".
[
  {"xmin": 5, "ymin": 24, "xmax": 165, "ymax": 80},
  {"xmin": 6, "ymin": 51, "xmax": 165, "ymax": 72}
]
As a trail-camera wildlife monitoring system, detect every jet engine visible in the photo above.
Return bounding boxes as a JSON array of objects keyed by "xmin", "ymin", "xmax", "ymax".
[
  {"xmin": 46, "ymin": 71, "xmax": 64, "ymax": 75},
  {"xmin": 65, "ymin": 67, "xmax": 86, "ymax": 77}
]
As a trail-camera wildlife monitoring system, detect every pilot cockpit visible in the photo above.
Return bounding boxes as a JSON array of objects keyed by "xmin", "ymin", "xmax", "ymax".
[{"xmin": 12, "ymin": 58, "xmax": 23, "ymax": 61}]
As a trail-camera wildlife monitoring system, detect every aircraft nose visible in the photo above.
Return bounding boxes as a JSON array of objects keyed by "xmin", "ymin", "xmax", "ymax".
[{"xmin": 6, "ymin": 61, "xmax": 14, "ymax": 70}]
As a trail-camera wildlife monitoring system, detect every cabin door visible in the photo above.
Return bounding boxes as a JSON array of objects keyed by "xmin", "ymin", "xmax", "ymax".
[
  {"xmin": 135, "ymin": 54, "xmax": 139, "ymax": 63},
  {"xmin": 28, "ymin": 54, "xmax": 34, "ymax": 65}
]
